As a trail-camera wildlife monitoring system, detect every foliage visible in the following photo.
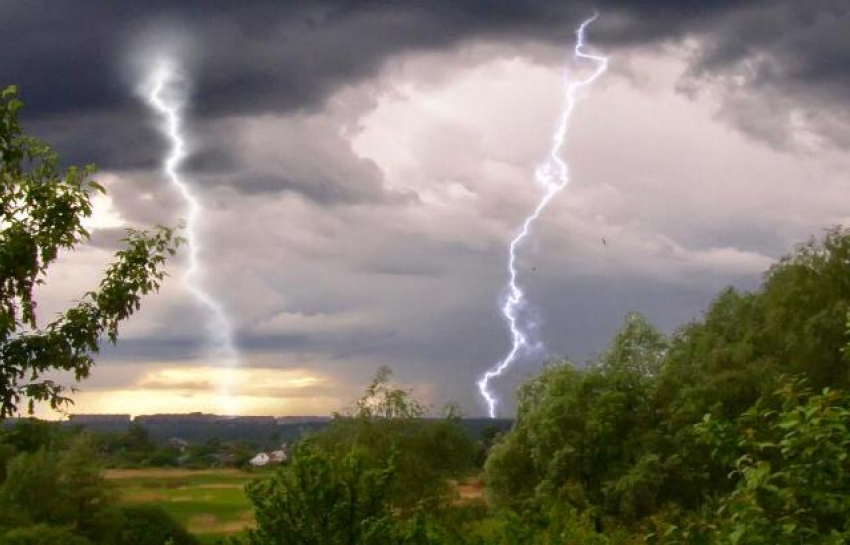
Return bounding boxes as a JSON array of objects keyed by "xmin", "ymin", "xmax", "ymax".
[
  {"xmin": 466, "ymin": 505, "xmax": 640, "ymax": 545},
  {"xmin": 241, "ymin": 444, "xmax": 404, "ymax": 545},
  {"xmin": 0, "ymin": 85, "xmax": 179, "ymax": 416},
  {"xmin": 485, "ymin": 228, "xmax": 850, "ymax": 542},
  {"xmin": 114, "ymin": 505, "xmax": 198, "ymax": 545},
  {"xmin": 241, "ymin": 369, "xmax": 479, "ymax": 544},
  {"xmin": 0, "ymin": 524, "xmax": 93, "ymax": 545},
  {"xmin": 0, "ymin": 418, "xmax": 57, "ymax": 484},
  {"xmin": 307, "ymin": 367, "xmax": 476, "ymax": 511},
  {"xmin": 347, "ymin": 366, "xmax": 427, "ymax": 419},
  {"xmin": 689, "ymin": 379, "xmax": 850, "ymax": 544},
  {"xmin": 0, "ymin": 435, "xmax": 121, "ymax": 542},
  {"xmin": 0, "ymin": 419, "xmax": 55, "ymax": 454},
  {"xmin": 485, "ymin": 312, "xmax": 667, "ymax": 521},
  {"xmin": 0, "ymin": 433, "xmax": 199, "ymax": 544},
  {"xmin": 658, "ymin": 227, "xmax": 850, "ymax": 423}
]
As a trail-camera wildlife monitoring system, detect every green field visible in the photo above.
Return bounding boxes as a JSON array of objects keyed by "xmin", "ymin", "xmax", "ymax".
[{"xmin": 106, "ymin": 468, "xmax": 266, "ymax": 544}]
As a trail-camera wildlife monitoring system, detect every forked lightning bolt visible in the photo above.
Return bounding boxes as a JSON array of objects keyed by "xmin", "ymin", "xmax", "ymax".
[
  {"xmin": 144, "ymin": 60, "xmax": 240, "ymax": 408},
  {"xmin": 478, "ymin": 15, "xmax": 608, "ymax": 418}
]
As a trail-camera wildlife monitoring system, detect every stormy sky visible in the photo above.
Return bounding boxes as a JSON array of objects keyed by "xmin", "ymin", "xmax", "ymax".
[{"xmin": 4, "ymin": 1, "xmax": 849, "ymax": 417}]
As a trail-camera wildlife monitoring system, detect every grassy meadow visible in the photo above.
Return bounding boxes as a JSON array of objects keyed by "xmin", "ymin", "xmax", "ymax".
[{"xmin": 106, "ymin": 468, "xmax": 264, "ymax": 543}]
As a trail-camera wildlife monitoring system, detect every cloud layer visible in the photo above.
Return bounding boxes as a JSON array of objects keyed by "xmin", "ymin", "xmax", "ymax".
[{"xmin": 5, "ymin": 2, "xmax": 849, "ymax": 417}]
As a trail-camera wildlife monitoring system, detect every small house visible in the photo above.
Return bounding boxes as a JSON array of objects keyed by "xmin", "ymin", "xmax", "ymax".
[{"xmin": 249, "ymin": 452, "xmax": 270, "ymax": 467}]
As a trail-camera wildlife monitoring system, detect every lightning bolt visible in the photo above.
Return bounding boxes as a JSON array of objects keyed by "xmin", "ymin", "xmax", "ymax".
[
  {"xmin": 477, "ymin": 15, "xmax": 608, "ymax": 418},
  {"xmin": 143, "ymin": 59, "xmax": 240, "ymax": 413}
]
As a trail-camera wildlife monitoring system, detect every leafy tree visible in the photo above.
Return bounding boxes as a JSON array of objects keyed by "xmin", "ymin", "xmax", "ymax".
[
  {"xmin": 843, "ymin": 309, "xmax": 850, "ymax": 359},
  {"xmin": 57, "ymin": 436, "xmax": 122, "ymax": 541},
  {"xmin": 648, "ymin": 227, "xmax": 850, "ymax": 512},
  {"xmin": 688, "ymin": 379, "xmax": 850, "ymax": 544},
  {"xmin": 144, "ymin": 445, "xmax": 181, "ymax": 467},
  {"xmin": 1, "ymin": 449, "xmax": 68, "ymax": 525},
  {"xmin": 1, "ymin": 418, "xmax": 55, "ymax": 453},
  {"xmin": 658, "ymin": 227, "xmax": 850, "ymax": 424},
  {"xmin": 0, "ymin": 433, "xmax": 196, "ymax": 543},
  {"xmin": 480, "ymin": 424, "xmax": 503, "ymax": 451},
  {"xmin": 0, "ymin": 86, "xmax": 179, "ymax": 416},
  {"xmin": 486, "ymin": 313, "xmax": 667, "ymax": 521},
  {"xmin": 348, "ymin": 366, "xmax": 426, "ymax": 419},
  {"xmin": 761, "ymin": 229, "xmax": 850, "ymax": 386},
  {"xmin": 242, "ymin": 443, "xmax": 404, "ymax": 545},
  {"xmin": 0, "ymin": 442, "xmax": 14, "ymax": 485},
  {"xmin": 0, "ymin": 435, "xmax": 119, "ymax": 541},
  {"xmin": 123, "ymin": 422, "xmax": 152, "ymax": 452},
  {"xmin": 307, "ymin": 367, "xmax": 476, "ymax": 511},
  {"xmin": 241, "ymin": 369, "xmax": 477, "ymax": 544},
  {"xmin": 0, "ymin": 418, "xmax": 55, "ymax": 484}
]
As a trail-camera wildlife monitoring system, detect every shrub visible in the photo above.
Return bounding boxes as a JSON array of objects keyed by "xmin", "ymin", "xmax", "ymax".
[
  {"xmin": 0, "ymin": 524, "xmax": 92, "ymax": 545},
  {"xmin": 115, "ymin": 505, "xmax": 198, "ymax": 545}
]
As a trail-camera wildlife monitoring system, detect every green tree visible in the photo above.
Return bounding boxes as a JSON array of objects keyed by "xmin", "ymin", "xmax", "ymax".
[
  {"xmin": 1, "ymin": 418, "xmax": 55, "ymax": 453},
  {"xmin": 242, "ymin": 444, "xmax": 403, "ymax": 545},
  {"xmin": 1, "ymin": 449, "xmax": 67, "ymax": 525},
  {"xmin": 0, "ymin": 435, "xmax": 119, "ymax": 541},
  {"xmin": 241, "ymin": 369, "xmax": 477, "ymax": 544},
  {"xmin": 0, "ymin": 433, "xmax": 196, "ymax": 544},
  {"xmin": 658, "ymin": 227, "xmax": 850, "ymax": 425},
  {"xmin": 0, "ymin": 418, "xmax": 56, "ymax": 484},
  {"xmin": 688, "ymin": 380, "xmax": 850, "ymax": 544},
  {"xmin": 349, "ymin": 366, "xmax": 426, "ymax": 419},
  {"xmin": 0, "ymin": 86, "xmax": 179, "ymax": 416},
  {"xmin": 486, "ymin": 313, "xmax": 667, "ymax": 522},
  {"xmin": 308, "ymin": 367, "xmax": 475, "ymax": 511},
  {"xmin": 648, "ymin": 228, "xmax": 850, "ymax": 513}
]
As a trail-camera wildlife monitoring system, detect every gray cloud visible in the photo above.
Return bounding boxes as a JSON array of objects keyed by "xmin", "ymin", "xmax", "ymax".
[
  {"xmin": 8, "ymin": 1, "xmax": 850, "ymax": 417},
  {"xmin": 6, "ymin": 0, "xmax": 848, "ymax": 163},
  {"xmin": 679, "ymin": 1, "xmax": 850, "ymax": 148},
  {"xmin": 190, "ymin": 113, "xmax": 405, "ymax": 204}
]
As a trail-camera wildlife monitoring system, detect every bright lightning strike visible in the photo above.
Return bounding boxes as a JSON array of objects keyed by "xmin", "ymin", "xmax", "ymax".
[
  {"xmin": 477, "ymin": 15, "xmax": 608, "ymax": 418},
  {"xmin": 143, "ymin": 59, "xmax": 240, "ymax": 413}
]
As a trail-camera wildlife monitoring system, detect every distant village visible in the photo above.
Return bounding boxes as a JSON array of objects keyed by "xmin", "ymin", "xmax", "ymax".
[
  {"xmin": 67, "ymin": 413, "xmax": 330, "ymax": 465},
  {"xmin": 0, "ymin": 412, "xmax": 334, "ymax": 469}
]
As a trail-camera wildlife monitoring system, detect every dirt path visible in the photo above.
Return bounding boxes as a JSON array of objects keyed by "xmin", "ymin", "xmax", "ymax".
[{"xmin": 454, "ymin": 476, "xmax": 485, "ymax": 503}]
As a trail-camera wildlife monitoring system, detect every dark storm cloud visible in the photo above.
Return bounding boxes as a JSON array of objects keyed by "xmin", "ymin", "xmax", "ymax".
[
  {"xmin": 6, "ymin": 0, "xmax": 847, "ymax": 171},
  {"xmin": 0, "ymin": 1, "xmax": 736, "ymax": 117},
  {"xmin": 678, "ymin": 1, "xmax": 850, "ymax": 148},
  {"xmin": 26, "ymin": 110, "xmax": 163, "ymax": 170},
  {"xmin": 98, "ymin": 337, "xmax": 208, "ymax": 363}
]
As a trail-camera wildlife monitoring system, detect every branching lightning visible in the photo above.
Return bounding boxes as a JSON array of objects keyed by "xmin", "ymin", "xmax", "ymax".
[
  {"xmin": 143, "ymin": 59, "xmax": 240, "ymax": 410},
  {"xmin": 477, "ymin": 15, "xmax": 608, "ymax": 418}
]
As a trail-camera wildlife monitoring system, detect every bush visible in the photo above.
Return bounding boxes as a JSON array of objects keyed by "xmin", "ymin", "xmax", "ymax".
[
  {"xmin": 242, "ymin": 444, "xmax": 403, "ymax": 545},
  {"xmin": 0, "ymin": 524, "xmax": 92, "ymax": 545},
  {"xmin": 690, "ymin": 379, "xmax": 850, "ymax": 544},
  {"xmin": 306, "ymin": 368, "xmax": 477, "ymax": 512},
  {"xmin": 115, "ymin": 505, "xmax": 198, "ymax": 545}
]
